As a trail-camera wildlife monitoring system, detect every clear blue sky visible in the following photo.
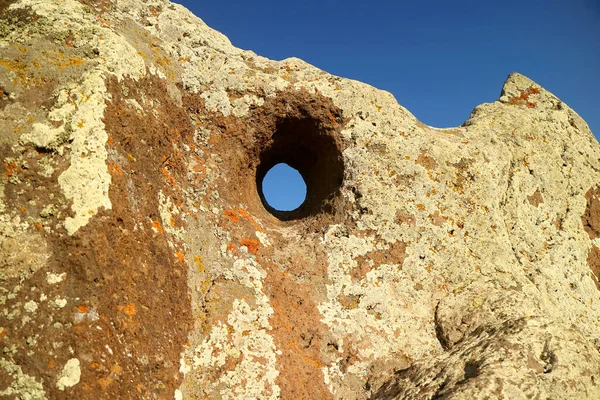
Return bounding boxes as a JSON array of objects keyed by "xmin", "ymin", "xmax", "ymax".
[
  {"xmin": 262, "ymin": 164, "xmax": 306, "ymax": 211},
  {"xmin": 176, "ymin": 0, "xmax": 600, "ymax": 211}
]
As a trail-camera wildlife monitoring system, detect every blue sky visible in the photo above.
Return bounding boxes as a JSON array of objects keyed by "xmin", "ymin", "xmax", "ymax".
[
  {"xmin": 176, "ymin": 0, "xmax": 600, "ymax": 211},
  {"xmin": 262, "ymin": 164, "xmax": 306, "ymax": 211}
]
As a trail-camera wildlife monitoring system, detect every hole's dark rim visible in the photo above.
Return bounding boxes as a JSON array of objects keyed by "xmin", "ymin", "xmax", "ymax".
[{"xmin": 254, "ymin": 111, "xmax": 345, "ymax": 222}]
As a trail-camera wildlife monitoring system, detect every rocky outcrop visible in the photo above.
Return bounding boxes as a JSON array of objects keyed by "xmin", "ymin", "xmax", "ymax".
[{"xmin": 1, "ymin": 1, "xmax": 599, "ymax": 399}]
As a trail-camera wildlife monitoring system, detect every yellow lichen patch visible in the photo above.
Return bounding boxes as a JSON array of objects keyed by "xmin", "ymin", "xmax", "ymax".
[
  {"xmin": 0, "ymin": 58, "xmax": 45, "ymax": 87},
  {"xmin": 43, "ymin": 50, "xmax": 85, "ymax": 69},
  {"xmin": 193, "ymin": 255, "xmax": 205, "ymax": 273}
]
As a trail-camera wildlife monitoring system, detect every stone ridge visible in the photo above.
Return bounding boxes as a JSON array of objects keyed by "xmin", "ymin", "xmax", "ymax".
[{"xmin": 1, "ymin": 0, "xmax": 599, "ymax": 399}]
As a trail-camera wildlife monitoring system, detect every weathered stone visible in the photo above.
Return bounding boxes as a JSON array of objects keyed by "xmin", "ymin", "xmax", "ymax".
[{"xmin": 1, "ymin": 0, "xmax": 599, "ymax": 399}]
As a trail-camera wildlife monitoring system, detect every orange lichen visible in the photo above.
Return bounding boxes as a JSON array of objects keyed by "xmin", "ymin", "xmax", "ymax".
[
  {"xmin": 508, "ymin": 87, "xmax": 539, "ymax": 108},
  {"xmin": 161, "ymin": 167, "xmax": 176, "ymax": 186},
  {"xmin": 96, "ymin": 16, "xmax": 111, "ymax": 27},
  {"xmin": 151, "ymin": 220, "xmax": 164, "ymax": 234},
  {"xmin": 108, "ymin": 161, "xmax": 124, "ymax": 176},
  {"xmin": 240, "ymin": 238, "xmax": 260, "ymax": 255},
  {"xmin": 224, "ymin": 209, "xmax": 240, "ymax": 222},
  {"xmin": 175, "ymin": 251, "xmax": 185, "ymax": 263},
  {"xmin": 226, "ymin": 242, "xmax": 239, "ymax": 255},
  {"xmin": 99, "ymin": 377, "xmax": 112, "ymax": 389},
  {"xmin": 3, "ymin": 161, "xmax": 17, "ymax": 179},
  {"xmin": 238, "ymin": 208, "xmax": 262, "ymax": 231},
  {"xmin": 119, "ymin": 304, "xmax": 136, "ymax": 322},
  {"xmin": 288, "ymin": 338, "xmax": 323, "ymax": 368},
  {"xmin": 90, "ymin": 362, "xmax": 101, "ymax": 370},
  {"xmin": 77, "ymin": 305, "xmax": 89, "ymax": 313},
  {"xmin": 303, "ymin": 355, "xmax": 323, "ymax": 369}
]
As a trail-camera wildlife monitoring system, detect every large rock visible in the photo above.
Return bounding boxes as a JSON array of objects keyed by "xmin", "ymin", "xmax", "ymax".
[{"xmin": 1, "ymin": 1, "xmax": 599, "ymax": 399}]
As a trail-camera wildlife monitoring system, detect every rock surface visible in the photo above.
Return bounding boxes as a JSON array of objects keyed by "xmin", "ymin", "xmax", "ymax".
[{"xmin": 1, "ymin": 1, "xmax": 600, "ymax": 399}]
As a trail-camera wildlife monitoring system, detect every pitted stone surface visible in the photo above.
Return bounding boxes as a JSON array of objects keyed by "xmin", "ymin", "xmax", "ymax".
[{"xmin": 1, "ymin": 1, "xmax": 599, "ymax": 399}]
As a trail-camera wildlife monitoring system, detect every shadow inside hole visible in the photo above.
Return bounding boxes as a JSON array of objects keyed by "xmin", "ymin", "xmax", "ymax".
[{"xmin": 256, "ymin": 116, "xmax": 344, "ymax": 221}]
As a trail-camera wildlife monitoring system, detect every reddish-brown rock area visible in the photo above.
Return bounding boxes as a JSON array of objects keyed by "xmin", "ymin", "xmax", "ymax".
[{"xmin": 1, "ymin": 1, "xmax": 600, "ymax": 399}]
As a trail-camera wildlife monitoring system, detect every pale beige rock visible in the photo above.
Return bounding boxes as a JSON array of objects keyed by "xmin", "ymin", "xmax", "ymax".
[{"xmin": 0, "ymin": 0, "xmax": 599, "ymax": 399}]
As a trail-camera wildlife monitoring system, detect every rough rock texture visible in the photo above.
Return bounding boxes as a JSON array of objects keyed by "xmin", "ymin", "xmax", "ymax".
[{"xmin": 1, "ymin": 1, "xmax": 600, "ymax": 399}]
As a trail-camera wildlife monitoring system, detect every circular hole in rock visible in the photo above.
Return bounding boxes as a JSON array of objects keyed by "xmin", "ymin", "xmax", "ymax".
[
  {"xmin": 256, "ymin": 116, "xmax": 344, "ymax": 221},
  {"xmin": 262, "ymin": 163, "xmax": 307, "ymax": 212}
]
